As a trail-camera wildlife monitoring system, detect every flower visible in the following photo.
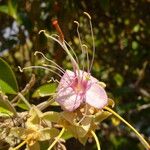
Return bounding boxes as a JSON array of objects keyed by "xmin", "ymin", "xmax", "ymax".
[
  {"xmin": 56, "ymin": 69, "xmax": 108, "ymax": 111},
  {"xmin": 42, "ymin": 12, "xmax": 108, "ymax": 112}
]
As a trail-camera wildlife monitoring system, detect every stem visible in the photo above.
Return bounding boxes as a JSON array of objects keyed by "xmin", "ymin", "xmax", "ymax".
[
  {"xmin": 48, "ymin": 127, "xmax": 65, "ymax": 150},
  {"xmin": 18, "ymin": 92, "xmax": 31, "ymax": 109},
  {"xmin": 91, "ymin": 130, "xmax": 101, "ymax": 150},
  {"xmin": 104, "ymin": 106, "xmax": 150, "ymax": 150},
  {"xmin": 12, "ymin": 139, "xmax": 28, "ymax": 150}
]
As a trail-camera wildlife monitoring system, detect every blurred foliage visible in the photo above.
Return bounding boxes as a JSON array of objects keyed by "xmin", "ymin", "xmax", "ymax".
[{"xmin": 0, "ymin": 0, "xmax": 150, "ymax": 149}]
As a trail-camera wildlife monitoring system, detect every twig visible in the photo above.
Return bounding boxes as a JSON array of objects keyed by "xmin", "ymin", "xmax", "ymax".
[{"xmin": 11, "ymin": 74, "xmax": 35, "ymax": 103}]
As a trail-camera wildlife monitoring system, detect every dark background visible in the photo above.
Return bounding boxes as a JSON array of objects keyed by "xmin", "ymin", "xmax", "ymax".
[{"xmin": 0, "ymin": 0, "xmax": 150, "ymax": 149}]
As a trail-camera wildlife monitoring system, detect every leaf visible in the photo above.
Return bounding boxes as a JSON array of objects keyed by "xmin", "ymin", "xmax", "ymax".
[
  {"xmin": 16, "ymin": 100, "xmax": 29, "ymax": 110},
  {"xmin": 0, "ymin": 80, "xmax": 17, "ymax": 94},
  {"xmin": 61, "ymin": 130, "xmax": 73, "ymax": 140},
  {"xmin": 41, "ymin": 111, "xmax": 60, "ymax": 123},
  {"xmin": 114, "ymin": 73, "xmax": 124, "ymax": 87},
  {"xmin": 0, "ymin": 5, "xmax": 8, "ymax": 14},
  {"xmin": 39, "ymin": 128, "xmax": 60, "ymax": 141},
  {"xmin": 94, "ymin": 110, "xmax": 111, "ymax": 123},
  {"xmin": 0, "ymin": 92, "xmax": 17, "ymax": 116},
  {"xmin": 0, "ymin": 107, "xmax": 13, "ymax": 117},
  {"xmin": 0, "ymin": 58, "xmax": 18, "ymax": 94},
  {"xmin": 32, "ymin": 83, "xmax": 57, "ymax": 98}
]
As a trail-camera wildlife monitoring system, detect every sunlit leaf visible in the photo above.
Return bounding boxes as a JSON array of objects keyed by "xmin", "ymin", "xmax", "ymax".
[
  {"xmin": 0, "ymin": 5, "xmax": 8, "ymax": 14},
  {"xmin": 16, "ymin": 100, "xmax": 29, "ymax": 110},
  {"xmin": 32, "ymin": 83, "xmax": 57, "ymax": 98},
  {"xmin": 0, "ymin": 58, "xmax": 18, "ymax": 94},
  {"xmin": 0, "ymin": 92, "xmax": 17, "ymax": 116},
  {"xmin": 41, "ymin": 111, "xmax": 60, "ymax": 123},
  {"xmin": 39, "ymin": 128, "xmax": 60, "ymax": 141},
  {"xmin": 114, "ymin": 73, "xmax": 124, "ymax": 87},
  {"xmin": 0, "ymin": 79, "xmax": 17, "ymax": 94}
]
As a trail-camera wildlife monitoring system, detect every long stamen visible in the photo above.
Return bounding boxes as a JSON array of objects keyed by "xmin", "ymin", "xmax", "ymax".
[
  {"xmin": 48, "ymin": 77, "xmax": 60, "ymax": 84},
  {"xmin": 39, "ymin": 30, "xmax": 80, "ymax": 72},
  {"xmin": 74, "ymin": 21, "xmax": 85, "ymax": 71},
  {"xmin": 104, "ymin": 106, "xmax": 150, "ymax": 150},
  {"xmin": 52, "ymin": 20, "xmax": 64, "ymax": 43},
  {"xmin": 84, "ymin": 12, "xmax": 95, "ymax": 72},
  {"xmin": 52, "ymin": 20, "xmax": 79, "ymax": 71},
  {"xmin": 43, "ymin": 64, "xmax": 65, "ymax": 74},
  {"xmin": 64, "ymin": 41, "xmax": 79, "ymax": 65},
  {"xmin": 50, "ymin": 34, "xmax": 79, "ymax": 65},
  {"xmin": 34, "ymin": 51, "xmax": 66, "ymax": 73},
  {"xmin": 18, "ymin": 66, "xmax": 62, "ymax": 78},
  {"xmin": 82, "ymin": 44, "xmax": 90, "ymax": 73}
]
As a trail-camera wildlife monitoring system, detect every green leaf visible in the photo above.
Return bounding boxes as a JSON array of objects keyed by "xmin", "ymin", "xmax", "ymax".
[
  {"xmin": 61, "ymin": 130, "xmax": 73, "ymax": 140},
  {"xmin": 32, "ymin": 83, "xmax": 57, "ymax": 98},
  {"xmin": 42, "ymin": 111, "xmax": 60, "ymax": 123},
  {"xmin": 8, "ymin": 0, "xmax": 17, "ymax": 20},
  {"xmin": 114, "ymin": 73, "xmax": 124, "ymax": 87},
  {"xmin": 0, "ymin": 92, "xmax": 17, "ymax": 116},
  {"xmin": 0, "ymin": 1, "xmax": 17, "ymax": 20},
  {"xmin": 0, "ymin": 80, "xmax": 17, "ymax": 94},
  {"xmin": 0, "ymin": 5, "xmax": 8, "ymax": 14},
  {"xmin": 0, "ymin": 107, "xmax": 13, "ymax": 117},
  {"xmin": 0, "ymin": 58, "xmax": 18, "ymax": 94},
  {"xmin": 39, "ymin": 128, "xmax": 60, "ymax": 141},
  {"xmin": 16, "ymin": 100, "xmax": 29, "ymax": 110}
]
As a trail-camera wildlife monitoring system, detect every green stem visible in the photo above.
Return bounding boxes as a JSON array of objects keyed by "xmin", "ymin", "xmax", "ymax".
[
  {"xmin": 91, "ymin": 130, "xmax": 101, "ymax": 150},
  {"xmin": 12, "ymin": 139, "xmax": 28, "ymax": 150},
  {"xmin": 104, "ymin": 106, "xmax": 150, "ymax": 150},
  {"xmin": 48, "ymin": 127, "xmax": 65, "ymax": 150},
  {"xmin": 18, "ymin": 92, "xmax": 31, "ymax": 109}
]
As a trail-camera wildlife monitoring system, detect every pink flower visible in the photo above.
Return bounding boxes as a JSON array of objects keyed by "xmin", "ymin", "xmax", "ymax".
[
  {"xmin": 29, "ymin": 12, "xmax": 108, "ymax": 112},
  {"xmin": 56, "ymin": 69, "xmax": 108, "ymax": 111}
]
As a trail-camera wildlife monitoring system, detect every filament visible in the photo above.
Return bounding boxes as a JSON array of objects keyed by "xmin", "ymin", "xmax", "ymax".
[
  {"xmin": 34, "ymin": 51, "xmax": 66, "ymax": 73},
  {"xmin": 82, "ymin": 44, "xmax": 90, "ymax": 73},
  {"xmin": 43, "ymin": 64, "xmax": 65, "ymax": 75},
  {"xmin": 84, "ymin": 12, "xmax": 95, "ymax": 72},
  {"xmin": 64, "ymin": 41, "xmax": 79, "ymax": 65},
  {"xmin": 104, "ymin": 106, "xmax": 150, "ymax": 150},
  {"xmin": 48, "ymin": 77, "xmax": 60, "ymax": 84},
  {"xmin": 18, "ymin": 66, "xmax": 62, "ymax": 78},
  {"xmin": 39, "ymin": 30, "xmax": 80, "ymax": 72},
  {"xmin": 51, "ymin": 34, "xmax": 79, "ymax": 65},
  {"xmin": 74, "ymin": 21, "xmax": 85, "ymax": 72}
]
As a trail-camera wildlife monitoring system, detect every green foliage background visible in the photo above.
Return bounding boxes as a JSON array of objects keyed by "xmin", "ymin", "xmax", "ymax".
[{"xmin": 0, "ymin": 0, "xmax": 149, "ymax": 149}]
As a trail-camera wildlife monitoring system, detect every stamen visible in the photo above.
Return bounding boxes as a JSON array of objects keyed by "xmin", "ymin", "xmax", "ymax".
[
  {"xmin": 48, "ymin": 77, "xmax": 60, "ymax": 84},
  {"xmin": 34, "ymin": 51, "xmax": 65, "ymax": 73},
  {"xmin": 84, "ymin": 12, "xmax": 95, "ymax": 72},
  {"xmin": 18, "ymin": 66, "xmax": 62, "ymax": 78},
  {"xmin": 39, "ymin": 30, "xmax": 80, "ymax": 72},
  {"xmin": 74, "ymin": 21, "xmax": 85, "ymax": 72},
  {"xmin": 43, "ymin": 64, "xmax": 65, "ymax": 75},
  {"xmin": 52, "ymin": 19, "xmax": 64, "ymax": 43},
  {"xmin": 82, "ymin": 44, "xmax": 90, "ymax": 73},
  {"xmin": 64, "ymin": 41, "xmax": 79, "ymax": 65},
  {"xmin": 50, "ymin": 34, "xmax": 79, "ymax": 64}
]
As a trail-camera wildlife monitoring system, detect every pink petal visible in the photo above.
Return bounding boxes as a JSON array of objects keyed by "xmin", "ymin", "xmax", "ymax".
[
  {"xmin": 85, "ymin": 82, "xmax": 108, "ymax": 109},
  {"xmin": 56, "ymin": 70, "xmax": 83, "ymax": 111}
]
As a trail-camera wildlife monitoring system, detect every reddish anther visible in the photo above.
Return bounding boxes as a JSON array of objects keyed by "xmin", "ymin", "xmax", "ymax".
[{"xmin": 52, "ymin": 19, "xmax": 64, "ymax": 42}]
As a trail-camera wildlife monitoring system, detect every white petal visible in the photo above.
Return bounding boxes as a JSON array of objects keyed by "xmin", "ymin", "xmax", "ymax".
[{"xmin": 85, "ymin": 82, "xmax": 108, "ymax": 109}]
